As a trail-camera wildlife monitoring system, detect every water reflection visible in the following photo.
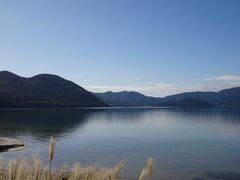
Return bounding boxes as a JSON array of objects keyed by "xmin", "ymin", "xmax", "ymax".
[
  {"xmin": 0, "ymin": 109, "xmax": 94, "ymax": 140},
  {"xmin": 0, "ymin": 108, "xmax": 240, "ymax": 140},
  {"xmin": 0, "ymin": 108, "xmax": 240, "ymax": 179}
]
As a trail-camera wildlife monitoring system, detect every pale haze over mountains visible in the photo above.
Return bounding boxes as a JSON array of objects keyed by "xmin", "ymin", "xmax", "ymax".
[{"xmin": 86, "ymin": 75, "xmax": 240, "ymax": 97}]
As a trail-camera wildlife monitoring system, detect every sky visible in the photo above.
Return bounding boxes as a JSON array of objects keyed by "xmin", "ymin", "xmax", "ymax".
[{"xmin": 0, "ymin": 0, "xmax": 240, "ymax": 97}]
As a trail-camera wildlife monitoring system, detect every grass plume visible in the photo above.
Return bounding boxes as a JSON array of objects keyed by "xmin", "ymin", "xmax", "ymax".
[
  {"xmin": 138, "ymin": 157, "xmax": 154, "ymax": 180},
  {"xmin": 49, "ymin": 137, "xmax": 56, "ymax": 173},
  {"xmin": 139, "ymin": 167, "xmax": 147, "ymax": 180},
  {"xmin": 0, "ymin": 137, "xmax": 154, "ymax": 180}
]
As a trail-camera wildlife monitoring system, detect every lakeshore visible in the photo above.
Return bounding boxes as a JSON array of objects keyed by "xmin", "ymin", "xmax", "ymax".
[{"xmin": 0, "ymin": 137, "xmax": 26, "ymax": 153}]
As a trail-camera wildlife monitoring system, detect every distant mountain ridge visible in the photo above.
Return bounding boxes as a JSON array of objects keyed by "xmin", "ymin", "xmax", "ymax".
[
  {"xmin": 162, "ymin": 87, "xmax": 240, "ymax": 106},
  {"xmin": 0, "ymin": 71, "xmax": 239, "ymax": 108},
  {"xmin": 95, "ymin": 91, "xmax": 161, "ymax": 107},
  {"xmin": 0, "ymin": 71, "xmax": 107, "ymax": 108},
  {"xmin": 95, "ymin": 87, "xmax": 240, "ymax": 107}
]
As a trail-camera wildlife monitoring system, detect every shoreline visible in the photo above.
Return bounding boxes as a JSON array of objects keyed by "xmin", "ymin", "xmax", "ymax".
[{"xmin": 0, "ymin": 137, "xmax": 26, "ymax": 153}]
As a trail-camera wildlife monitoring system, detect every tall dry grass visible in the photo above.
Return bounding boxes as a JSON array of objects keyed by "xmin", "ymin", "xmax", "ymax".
[
  {"xmin": 0, "ymin": 137, "xmax": 154, "ymax": 180},
  {"xmin": 138, "ymin": 157, "xmax": 154, "ymax": 180}
]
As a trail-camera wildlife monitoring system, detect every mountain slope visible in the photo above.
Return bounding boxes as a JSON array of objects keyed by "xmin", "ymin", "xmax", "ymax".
[
  {"xmin": 0, "ymin": 71, "xmax": 107, "ymax": 108},
  {"xmin": 95, "ymin": 87, "xmax": 240, "ymax": 107},
  {"xmin": 1, "ymin": 71, "xmax": 239, "ymax": 108},
  {"xmin": 160, "ymin": 97, "xmax": 213, "ymax": 107},
  {"xmin": 95, "ymin": 91, "xmax": 161, "ymax": 107},
  {"xmin": 162, "ymin": 87, "xmax": 240, "ymax": 106}
]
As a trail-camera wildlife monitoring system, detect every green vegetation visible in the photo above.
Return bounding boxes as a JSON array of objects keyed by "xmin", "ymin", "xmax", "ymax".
[{"xmin": 0, "ymin": 137, "xmax": 154, "ymax": 180}]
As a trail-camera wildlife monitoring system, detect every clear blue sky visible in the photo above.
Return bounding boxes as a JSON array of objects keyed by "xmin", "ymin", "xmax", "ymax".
[{"xmin": 0, "ymin": 0, "xmax": 240, "ymax": 96}]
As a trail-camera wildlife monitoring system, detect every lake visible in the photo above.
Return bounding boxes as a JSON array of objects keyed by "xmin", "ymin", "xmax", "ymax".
[{"xmin": 0, "ymin": 108, "xmax": 240, "ymax": 179}]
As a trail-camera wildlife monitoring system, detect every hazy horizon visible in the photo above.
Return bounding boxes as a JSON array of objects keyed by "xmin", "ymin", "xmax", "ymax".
[
  {"xmin": 1, "ymin": 70, "xmax": 239, "ymax": 98},
  {"xmin": 1, "ymin": 0, "xmax": 240, "ymax": 96}
]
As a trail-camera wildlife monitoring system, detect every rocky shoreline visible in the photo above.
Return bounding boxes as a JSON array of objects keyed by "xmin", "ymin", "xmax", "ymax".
[{"xmin": 0, "ymin": 137, "xmax": 26, "ymax": 152}]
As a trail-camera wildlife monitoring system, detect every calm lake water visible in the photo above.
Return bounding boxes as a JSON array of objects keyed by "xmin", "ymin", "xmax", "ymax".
[{"xmin": 0, "ymin": 108, "xmax": 240, "ymax": 179}]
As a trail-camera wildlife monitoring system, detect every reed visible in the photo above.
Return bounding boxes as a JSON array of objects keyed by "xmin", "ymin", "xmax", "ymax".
[
  {"xmin": 138, "ymin": 167, "xmax": 146, "ymax": 180},
  {"xmin": 33, "ymin": 155, "xmax": 41, "ymax": 180},
  {"xmin": 0, "ymin": 137, "xmax": 154, "ymax": 180},
  {"xmin": 49, "ymin": 137, "xmax": 56, "ymax": 177},
  {"xmin": 146, "ymin": 157, "xmax": 154, "ymax": 179},
  {"xmin": 138, "ymin": 157, "xmax": 154, "ymax": 180}
]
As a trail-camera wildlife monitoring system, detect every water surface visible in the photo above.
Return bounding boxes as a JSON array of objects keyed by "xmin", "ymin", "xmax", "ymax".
[{"xmin": 0, "ymin": 108, "xmax": 240, "ymax": 179}]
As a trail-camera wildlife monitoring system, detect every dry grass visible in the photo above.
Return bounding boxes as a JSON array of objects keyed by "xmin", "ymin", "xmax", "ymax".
[
  {"xmin": 138, "ymin": 157, "xmax": 154, "ymax": 180},
  {"xmin": 0, "ymin": 138, "xmax": 154, "ymax": 180}
]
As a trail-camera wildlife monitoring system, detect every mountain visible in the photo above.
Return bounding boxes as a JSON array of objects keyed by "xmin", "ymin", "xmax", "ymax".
[
  {"xmin": 0, "ymin": 71, "xmax": 107, "ymax": 108},
  {"xmin": 95, "ymin": 87, "xmax": 240, "ymax": 107},
  {"xmin": 160, "ymin": 97, "xmax": 213, "ymax": 107},
  {"xmin": 1, "ymin": 71, "xmax": 239, "ymax": 108},
  {"xmin": 95, "ymin": 91, "xmax": 161, "ymax": 107},
  {"xmin": 162, "ymin": 87, "xmax": 240, "ymax": 106}
]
